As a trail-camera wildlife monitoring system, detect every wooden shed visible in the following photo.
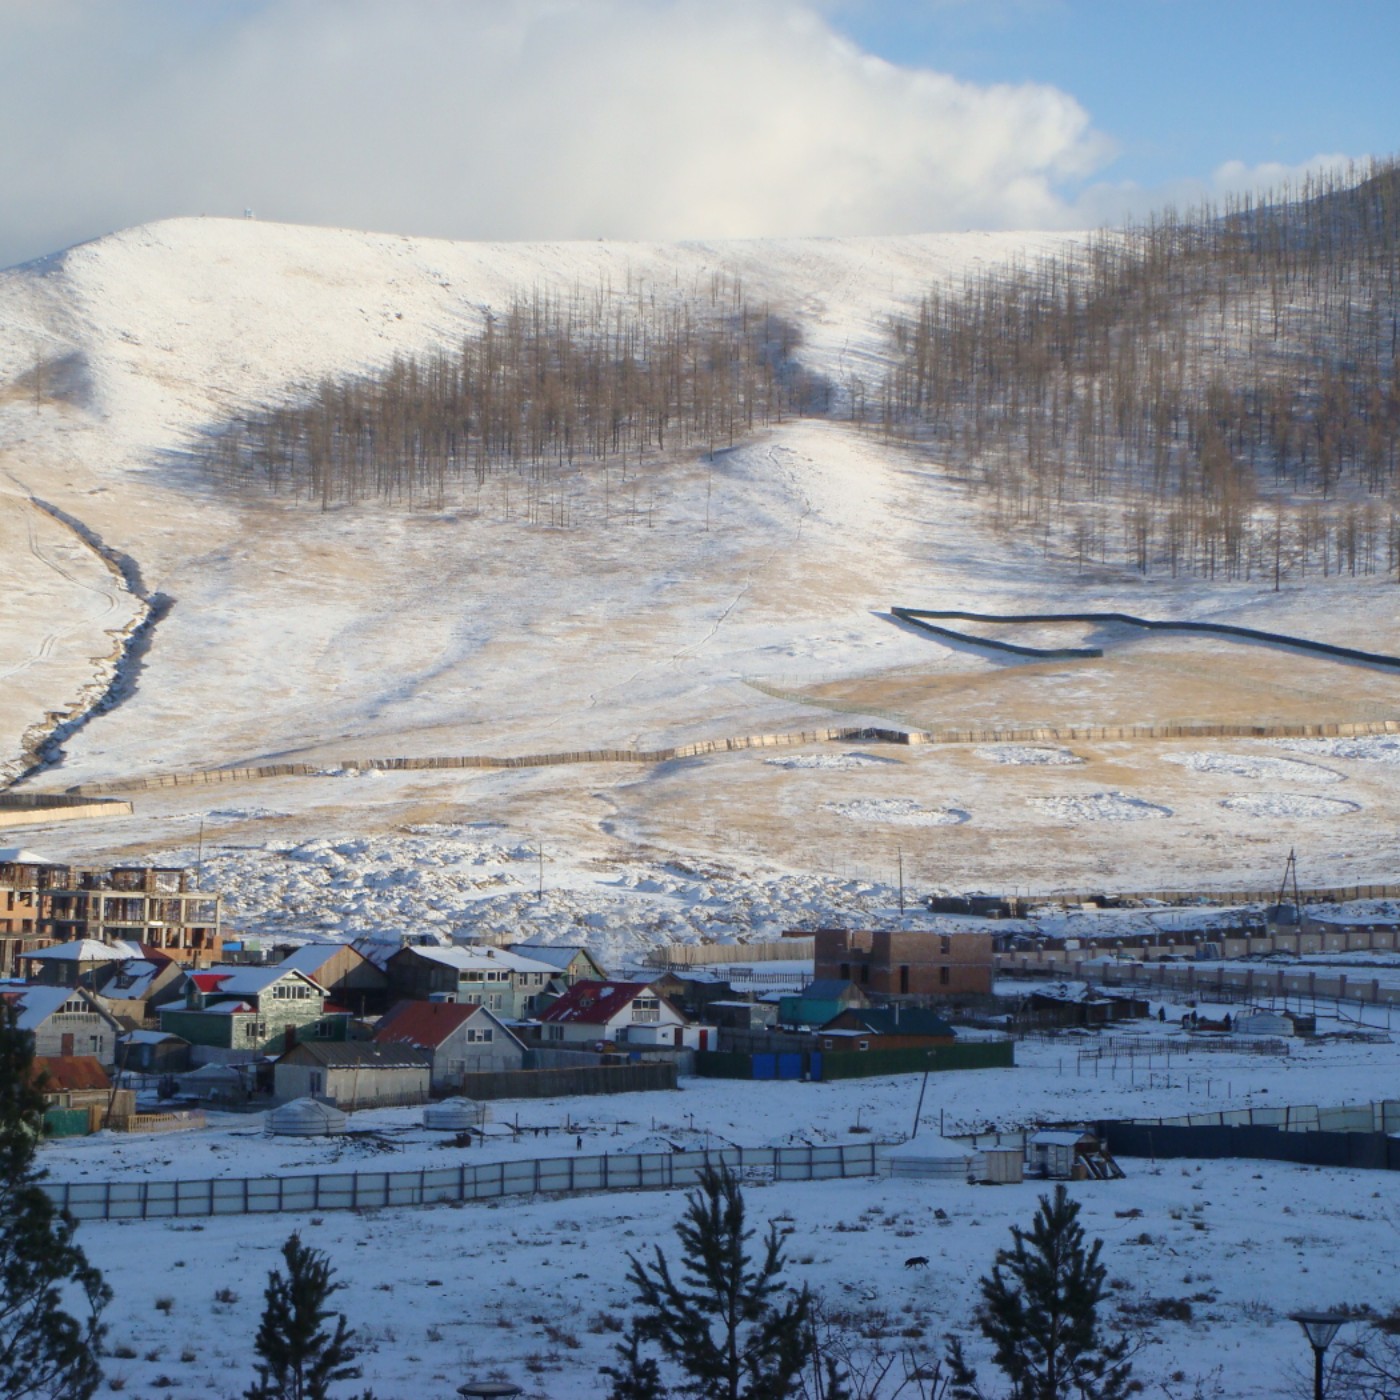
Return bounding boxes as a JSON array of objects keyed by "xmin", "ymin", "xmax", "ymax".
[{"xmin": 274, "ymin": 1040, "xmax": 430, "ymax": 1110}]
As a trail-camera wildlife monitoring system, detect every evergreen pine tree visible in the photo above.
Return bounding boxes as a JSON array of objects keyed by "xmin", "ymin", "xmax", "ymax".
[
  {"xmin": 946, "ymin": 1185, "xmax": 1137, "ymax": 1400},
  {"xmin": 614, "ymin": 1164, "xmax": 814, "ymax": 1400},
  {"xmin": 602, "ymin": 1324, "xmax": 666, "ymax": 1400},
  {"xmin": 245, "ymin": 1233, "xmax": 362, "ymax": 1400},
  {"xmin": 0, "ymin": 999, "xmax": 110, "ymax": 1400}
]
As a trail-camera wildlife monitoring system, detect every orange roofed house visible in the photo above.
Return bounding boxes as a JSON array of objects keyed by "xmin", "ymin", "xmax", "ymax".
[{"xmin": 810, "ymin": 928, "xmax": 993, "ymax": 999}]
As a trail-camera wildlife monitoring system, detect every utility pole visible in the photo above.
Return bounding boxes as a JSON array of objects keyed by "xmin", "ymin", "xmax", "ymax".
[
  {"xmin": 897, "ymin": 847, "xmax": 905, "ymax": 916},
  {"xmin": 196, "ymin": 819, "xmax": 205, "ymax": 889},
  {"xmin": 537, "ymin": 842, "xmax": 544, "ymax": 901}
]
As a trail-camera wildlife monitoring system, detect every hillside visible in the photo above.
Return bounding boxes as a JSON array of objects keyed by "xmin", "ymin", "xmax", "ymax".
[{"xmin": 1, "ymin": 214, "xmax": 1398, "ymax": 939}]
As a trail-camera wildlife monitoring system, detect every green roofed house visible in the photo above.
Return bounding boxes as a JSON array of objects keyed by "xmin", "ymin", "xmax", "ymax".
[
  {"xmin": 777, "ymin": 979, "xmax": 869, "ymax": 1029},
  {"xmin": 817, "ymin": 1005, "xmax": 955, "ymax": 1049}
]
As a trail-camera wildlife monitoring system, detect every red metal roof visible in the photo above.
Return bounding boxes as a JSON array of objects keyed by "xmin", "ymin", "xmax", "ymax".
[
  {"xmin": 538, "ymin": 980, "xmax": 658, "ymax": 1026},
  {"xmin": 373, "ymin": 999, "xmax": 481, "ymax": 1048},
  {"xmin": 191, "ymin": 973, "xmax": 230, "ymax": 991},
  {"xmin": 32, "ymin": 1055, "xmax": 111, "ymax": 1092}
]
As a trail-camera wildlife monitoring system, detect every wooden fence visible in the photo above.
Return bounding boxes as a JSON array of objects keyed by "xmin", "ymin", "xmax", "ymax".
[
  {"xmin": 650, "ymin": 939, "xmax": 814, "ymax": 968},
  {"xmin": 64, "ymin": 716, "xmax": 1400, "ymax": 796}
]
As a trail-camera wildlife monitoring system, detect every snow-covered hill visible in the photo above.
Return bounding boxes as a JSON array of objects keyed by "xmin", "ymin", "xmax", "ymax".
[{"xmin": 2, "ymin": 215, "xmax": 1398, "ymax": 940}]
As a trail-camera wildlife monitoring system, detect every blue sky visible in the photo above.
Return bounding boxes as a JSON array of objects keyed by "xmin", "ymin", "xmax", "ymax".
[
  {"xmin": 833, "ymin": 0, "xmax": 1398, "ymax": 195},
  {"xmin": 0, "ymin": 0, "xmax": 1393, "ymax": 268}
]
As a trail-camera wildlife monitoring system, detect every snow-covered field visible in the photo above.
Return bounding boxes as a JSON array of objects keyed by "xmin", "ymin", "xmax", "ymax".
[{"xmin": 44, "ymin": 1022, "xmax": 1400, "ymax": 1400}]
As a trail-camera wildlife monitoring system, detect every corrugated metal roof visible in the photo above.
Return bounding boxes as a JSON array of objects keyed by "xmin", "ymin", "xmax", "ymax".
[
  {"xmin": 281, "ymin": 1041, "xmax": 429, "ymax": 1069},
  {"xmin": 539, "ymin": 980, "xmax": 672, "ymax": 1026},
  {"xmin": 33, "ymin": 1055, "xmax": 111, "ymax": 1092},
  {"xmin": 373, "ymin": 999, "xmax": 478, "ymax": 1048}
]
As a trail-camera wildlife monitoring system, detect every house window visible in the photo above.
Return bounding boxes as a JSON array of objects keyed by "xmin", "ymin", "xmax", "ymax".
[
  {"xmin": 859, "ymin": 964, "xmax": 868, "ymax": 985},
  {"xmin": 899, "ymin": 965, "xmax": 909, "ymax": 994},
  {"xmin": 839, "ymin": 963, "xmax": 850, "ymax": 981},
  {"xmin": 858, "ymin": 1040, "xmax": 869, "ymax": 1052},
  {"xmin": 939, "ymin": 966, "xmax": 950, "ymax": 987},
  {"xmin": 940, "ymin": 935, "xmax": 951, "ymax": 955}
]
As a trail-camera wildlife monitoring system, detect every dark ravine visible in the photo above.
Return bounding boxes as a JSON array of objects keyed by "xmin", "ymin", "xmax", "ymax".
[{"xmin": 7, "ymin": 498, "xmax": 172, "ymax": 788}]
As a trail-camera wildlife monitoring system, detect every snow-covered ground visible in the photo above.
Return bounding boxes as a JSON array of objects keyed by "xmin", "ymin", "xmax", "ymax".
[{"xmin": 43, "ymin": 1019, "xmax": 1400, "ymax": 1400}]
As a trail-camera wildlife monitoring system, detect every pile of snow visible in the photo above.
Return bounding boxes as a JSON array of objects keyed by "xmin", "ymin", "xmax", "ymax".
[
  {"xmin": 1219, "ymin": 794, "xmax": 1360, "ymax": 819},
  {"xmin": 1026, "ymin": 792, "xmax": 1171, "ymax": 822},
  {"xmin": 822, "ymin": 798, "xmax": 969, "ymax": 827},
  {"xmin": 975, "ymin": 744, "xmax": 1083, "ymax": 766},
  {"xmin": 764, "ymin": 751, "xmax": 900, "ymax": 770},
  {"xmin": 1272, "ymin": 735, "xmax": 1400, "ymax": 764},
  {"xmin": 169, "ymin": 823, "xmax": 932, "ymax": 959},
  {"xmin": 1162, "ymin": 751, "xmax": 1343, "ymax": 782}
]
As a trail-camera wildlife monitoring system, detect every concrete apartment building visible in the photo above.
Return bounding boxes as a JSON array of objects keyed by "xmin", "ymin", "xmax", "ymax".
[
  {"xmin": 0, "ymin": 854, "xmax": 222, "ymax": 972},
  {"xmin": 811, "ymin": 927, "xmax": 994, "ymax": 998}
]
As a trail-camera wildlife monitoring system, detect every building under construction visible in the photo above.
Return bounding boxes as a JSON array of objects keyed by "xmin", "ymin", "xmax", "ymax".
[{"xmin": 0, "ymin": 855, "xmax": 222, "ymax": 976}]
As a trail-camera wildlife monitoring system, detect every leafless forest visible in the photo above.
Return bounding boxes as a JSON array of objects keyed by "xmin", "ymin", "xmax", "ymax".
[
  {"xmin": 203, "ymin": 272, "xmax": 823, "ymax": 518},
  {"xmin": 884, "ymin": 160, "xmax": 1400, "ymax": 583},
  {"xmin": 206, "ymin": 164, "xmax": 1400, "ymax": 587}
]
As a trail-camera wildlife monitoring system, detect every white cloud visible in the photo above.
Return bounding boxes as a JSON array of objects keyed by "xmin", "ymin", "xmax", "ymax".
[
  {"xmin": 1069, "ymin": 152, "xmax": 1363, "ymax": 229},
  {"xmin": 0, "ymin": 0, "xmax": 1116, "ymax": 266}
]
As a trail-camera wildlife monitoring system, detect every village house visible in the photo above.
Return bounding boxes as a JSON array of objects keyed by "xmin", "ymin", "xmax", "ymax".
[
  {"xmin": 777, "ymin": 978, "xmax": 870, "ymax": 1028},
  {"xmin": 18, "ymin": 939, "xmax": 186, "ymax": 1024},
  {"xmin": 32, "ymin": 1056, "xmax": 134, "ymax": 1135},
  {"xmin": 372, "ymin": 1000, "xmax": 526, "ymax": 1089},
  {"xmin": 273, "ymin": 941, "xmax": 390, "ymax": 1016},
  {"xmin": 506, "ymin": 942, "xmax": 608, "ymax": 988},
  {"xmin": 273, "ymin": 1041, "xmax": 430, "ymax": 1110},
  {"xmin": 5, "ymin": 985, "xmax": 122, "ymax": 1062},
  {"xmin": 538, "ymin": 980, "xmax": 687, "ymax": 1048},
  {"xmin": 385, "ymin": 944, "xmax": 561, "ymax": 1018},
  {"xmin": 117, "ymin": 1028, "xmax": 192, "ymax": 1075},
  {"xmin": 810, "ymin": 927, "xmax": 994, "ymax": 998},
  {"xmin": 817, "ymin": 1005, "xmax": 956, "ymax": 1050},
  {"xmin": 158, "ymin": 965, "xmax": 335, "ymax": 1057}
]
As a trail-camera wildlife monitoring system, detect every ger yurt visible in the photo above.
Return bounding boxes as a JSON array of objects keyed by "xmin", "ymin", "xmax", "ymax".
[
  {"xmin": 876, "ymin": 1135, "xmax": 977, "ymax": 1181},
  {"xmin": 267, "ymin": 1097, "xmax": 347, "ymax": 1137},
  {"xmin": 423, "ymin": 1098, "xmax": 486, "ymax": 1131}
]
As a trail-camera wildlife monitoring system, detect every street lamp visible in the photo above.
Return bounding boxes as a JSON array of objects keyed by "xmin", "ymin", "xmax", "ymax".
[{"xmin": 1289, "ymin": 1311, "xmax": 1348, "ymax": 1400}]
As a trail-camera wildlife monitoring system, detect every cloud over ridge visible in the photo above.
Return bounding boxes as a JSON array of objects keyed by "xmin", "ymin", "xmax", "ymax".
[{"xmin": 1, "ymin": 0, "xmax": 1115, "ymax": 266}]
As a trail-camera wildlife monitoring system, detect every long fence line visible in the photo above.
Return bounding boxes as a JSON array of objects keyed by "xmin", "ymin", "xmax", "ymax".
[
  {"xmin": 1092, "ymin": 961, "xmax": 1400, "ymax": 1019},
  {"xmin": 650, "ymin": 939, "xmax": 814, "ymax": 968},
  {"xmin": 65, "ymin": 716, "xmax": 1400, "ymax": 796},
  {"xmin": 42, "ymin": 1142, "xmax": 878, "ymax": 1223}
]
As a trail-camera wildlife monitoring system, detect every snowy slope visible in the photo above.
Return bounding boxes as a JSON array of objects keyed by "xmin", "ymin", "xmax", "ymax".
[{"xmin": 1, "ymin": 215, "xmax": 1398, "ymax": 921}]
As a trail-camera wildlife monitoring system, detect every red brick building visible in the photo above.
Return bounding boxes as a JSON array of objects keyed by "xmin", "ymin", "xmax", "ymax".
[{"xmin": 810, "ymin": 928, "xmax": 993, "ymax": 998}]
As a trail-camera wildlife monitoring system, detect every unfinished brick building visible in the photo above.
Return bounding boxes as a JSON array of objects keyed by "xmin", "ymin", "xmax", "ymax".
[
  {"xmin": 810, "ymin": 927, "xmax": 993, "ymax": 999},
  {"xmin": 0, "ymin": 856, "xmax": 222, "ymax": 974}
]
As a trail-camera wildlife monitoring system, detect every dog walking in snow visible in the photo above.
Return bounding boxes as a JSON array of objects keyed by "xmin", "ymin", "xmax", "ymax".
[{"xmin": 904, "ymin": 1255, "xmax": 929, "ymax": 1270}]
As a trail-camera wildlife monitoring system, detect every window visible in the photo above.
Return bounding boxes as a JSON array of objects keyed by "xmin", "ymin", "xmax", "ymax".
[
  {"xmin": 939, "ymin": 966, "xmax": 950, "ymax": 987},
  {"xmin": 858, "ymin": 1040, "xmax": 869, "ymax": 1052},
  {"xmin": 940, "ymin": 935, "xmax": 951, "ymax": 955},
  {"xmin": 859, "ymin": 963, "xmax": 869, "ymax": 985},
  {"xmin": 899, "ymin": 965, "xmax": 909, "ymax": 994}
]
